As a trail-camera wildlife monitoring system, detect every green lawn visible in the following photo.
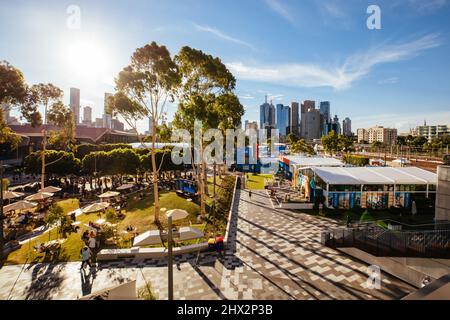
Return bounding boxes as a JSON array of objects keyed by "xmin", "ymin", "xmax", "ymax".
[
  {"xmin": 4, "ymin": 192, "xmax": 201, "ymax": 265},
  {"xmin": 245, "ymin": 173, "xmax": 273, "ymax": 190}
]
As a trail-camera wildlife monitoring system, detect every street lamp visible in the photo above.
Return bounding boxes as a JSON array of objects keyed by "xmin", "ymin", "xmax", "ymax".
[{"xmin": 165, "ymin": 208, "xmax": 188, "ymax": 300}]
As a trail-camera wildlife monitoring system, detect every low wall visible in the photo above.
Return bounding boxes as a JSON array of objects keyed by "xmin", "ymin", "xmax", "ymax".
[
  {"xmin": 338, "ymin": 247, "xmax": 450, "ymax": 288},
  {"xmin": 97, "ymin": 243, "xmax": 209, "ymax": 261},
  {"xmin": 224, "ymin": 176, "xmax": 239, "ymax": 248},
  {"xmin": 278, "ymin": 202, "xmax": 314, "ymax": 210},
  {"xmin": 436, "ymin": 166, "xmax": 450, "ymax": 221},
  {"xmin": 98, "ymin": 175, "xmax": 241, "ymax": 261}
]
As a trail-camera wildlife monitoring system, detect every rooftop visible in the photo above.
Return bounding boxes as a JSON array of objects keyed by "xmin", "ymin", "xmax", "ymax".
[
  {"xmin": 310, "ymin": 166, "xmax": 437, "ymax": 185},
  {"xmin": 281, "ymin": 155, "xmax": 344, "ymax": 167}
]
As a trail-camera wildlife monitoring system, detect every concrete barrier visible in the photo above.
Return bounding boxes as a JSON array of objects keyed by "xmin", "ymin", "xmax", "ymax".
[
  {"xmin": 97, "ymin": 243, "xmax": 209, "ymax": 261},
  {"xmin": 337, "ymin": 247, "xmax": 450, "ymax": 288}
]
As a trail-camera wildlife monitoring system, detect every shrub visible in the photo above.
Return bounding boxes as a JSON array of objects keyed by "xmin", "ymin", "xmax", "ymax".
[
  {"xmin": 343, "ymin": 155, "xmax": 370, "ymax": 167},
  {"xmin": 359, "ymin": 209, "xmax": 374, "ymax": 223}
]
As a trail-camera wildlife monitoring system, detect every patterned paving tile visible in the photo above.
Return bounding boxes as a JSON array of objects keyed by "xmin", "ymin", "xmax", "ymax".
[{"xmin": 0, "ymin": 182, "xmax": 415, "ymax": 300}]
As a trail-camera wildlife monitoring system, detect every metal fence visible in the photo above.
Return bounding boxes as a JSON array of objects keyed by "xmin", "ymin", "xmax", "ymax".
[{"xmin": 326, "ymin": 222, "xmax": 450, "ymax": 259}]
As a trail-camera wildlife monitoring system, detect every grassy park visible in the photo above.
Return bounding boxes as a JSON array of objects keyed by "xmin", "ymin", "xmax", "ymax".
[
  {"xmin": 4, "ymin": 192, "xmax": 202, "ymax": 265},
  {"xmin": 245, "ymin": 173, "xmax": 273, "ymax": 190}
]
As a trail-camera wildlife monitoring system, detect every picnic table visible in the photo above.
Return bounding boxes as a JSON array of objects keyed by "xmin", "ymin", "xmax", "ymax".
[{"xmin": 35, "ymin": 239, "xmax": 66, "ymax": 255}]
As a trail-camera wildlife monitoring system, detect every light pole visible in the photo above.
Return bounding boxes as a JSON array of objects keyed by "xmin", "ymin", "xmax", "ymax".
[
  {"xmin": 213, "ymin": 161, "xmax": 217, "ymax": 216},
  {"xmin": 167, "ymin": 213, "xmax": 173, "ymax": 300},
  {"xmin": 0, "ymin": 161, "xmax": 7, "ymax": 260},
  {"xmin": 165, "ymin": 208, "xmax": 189, "ymax": 300}
]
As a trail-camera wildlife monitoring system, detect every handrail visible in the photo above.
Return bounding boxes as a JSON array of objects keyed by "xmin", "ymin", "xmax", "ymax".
[
  {"xmin": 351, "ymin": 219, "xmax": 450, "ymax": 230},
  {"xmin": 326, "ymin": 224, "xmax": 450, "ymax": 258}
]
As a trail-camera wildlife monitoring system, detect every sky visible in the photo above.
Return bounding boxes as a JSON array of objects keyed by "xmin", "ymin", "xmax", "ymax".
[{"xmin": 1, "ymin": 0, "xmax": 450, "ymax": 133}]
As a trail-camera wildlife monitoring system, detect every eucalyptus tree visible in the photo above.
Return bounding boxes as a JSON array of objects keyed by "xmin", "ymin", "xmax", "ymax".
[
  {"xmin": 108, "ymin": 42, "xmax": 180, "ymax": 223},
  {"xmin": 173, "ymin": 46, "xmax": 244, "ymax": 216},
  {"xmin": 0, "ymin": 61, "xmax": 39, "ymax": 259}
]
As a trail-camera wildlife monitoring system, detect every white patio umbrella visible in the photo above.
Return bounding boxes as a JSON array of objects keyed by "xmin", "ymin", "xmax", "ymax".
[
  {"xmin": 3, "ymin": 200, "xmax": 37, "ymax": 213},
  {"xmin": 116, "ymin": 184, "xmax": 134, "ymax": 191},
  {"xmin": 166, "ymin": 209, "xmax": 189, "ymax": 221},
  {"xmin": 81, "ymin": 202, "xmax": 110, "ymax": 214},
  {"xmin": 25, "ymin": 192, "xmax": 54, "ymax": 201},
  {"xmin": 40, "ymin": 186, "xmax": 62, "ymax": 193},
  {"xmin": 98, "ymin": 191, "xmax": 120, "ymax": 198},
  {"xmin": 2, "ymin": 191, "xmax": 25, "ymax": 200}
]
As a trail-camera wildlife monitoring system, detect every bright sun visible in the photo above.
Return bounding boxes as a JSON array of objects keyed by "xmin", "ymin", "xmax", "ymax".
[{"xmin": 67, "ymin": 39, "xmax": 109, "ymax": 80}]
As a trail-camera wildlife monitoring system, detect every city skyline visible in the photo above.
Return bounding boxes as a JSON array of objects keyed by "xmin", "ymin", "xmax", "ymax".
[{"xmin": 1, "ymin": 0, "xmax": 450, "ymax": 133}]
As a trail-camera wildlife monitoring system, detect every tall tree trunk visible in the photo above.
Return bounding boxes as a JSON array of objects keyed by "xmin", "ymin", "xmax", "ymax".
[
  {"xmin": 41, "ymin": 129, "xmax": 46, "ymax": 190},
  {"xmin": 151, "ymin": 118, "xmax": 160, "ymax": 223}
]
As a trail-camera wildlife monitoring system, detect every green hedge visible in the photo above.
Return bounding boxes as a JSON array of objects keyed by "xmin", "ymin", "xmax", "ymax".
[
  {"xmin": 343, "ymin": 154, "xmax": 370, "ymax": 167},
  {"xmin": 75, "ymin": 143, "xmax": 132, "ymax": 159}
]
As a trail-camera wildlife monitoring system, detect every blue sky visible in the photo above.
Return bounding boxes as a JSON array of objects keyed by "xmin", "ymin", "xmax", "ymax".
[{"xmin": 1, "ymin": 0, "xmax": 450, "ymax": 133}]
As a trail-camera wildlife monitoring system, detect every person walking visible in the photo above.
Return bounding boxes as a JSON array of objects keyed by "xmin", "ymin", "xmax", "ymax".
[
  {"xmin": 248, "ymin": 190, "xmax": 252, "ymax": 199},
  {"xmin": 80, "ymin": 246, "xmax": 92, "ymax": 270},
  {"xmin": 88, "ymin": 231, "xmax": 97, "ymax": 262}
]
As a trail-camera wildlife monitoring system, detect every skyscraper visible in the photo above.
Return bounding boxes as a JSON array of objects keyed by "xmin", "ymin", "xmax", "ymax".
[
  {"xmin": 289, "ymin": 102, "xmax": 299, "ymax": 136},
  {"xmin": 276, "ymin": 104, "xmax": 290, "ymax": 137},
  {"xmin": 259, "ymin": 96, "xmax": 275, "ymax": 129},
  {"xmin": 300, "ymin": 100, "xmax": 316, "ymax": 138},
  {"xmin": 300, "ymin": 108, "xmax": 322, "ymax": 141},
  {"xmin": 103, "ymin": 92, "xmax": 113, "ymax": 129},
  {"xmin": 332, "ymin": 115, "xmax": 341, "ymax": 135},
  {"xmin": 343, "ymin": 117, "xmax": 352, "ymax": 137},
  {"xmin": 70, "ymin": 88, "xmax": 80, "ymax": 125},
  {"xmin": 83, "ymin": 106, "xmax": 92, "ymax": 126},
  {"xmin": 319, "ymin": 101, "xmax": 331, "ymax": 123}
]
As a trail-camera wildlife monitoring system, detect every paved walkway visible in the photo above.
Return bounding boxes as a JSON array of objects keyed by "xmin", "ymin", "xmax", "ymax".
[{"xmin": 0, "ymin": 187, "xmax": 414, "ymax": 300}]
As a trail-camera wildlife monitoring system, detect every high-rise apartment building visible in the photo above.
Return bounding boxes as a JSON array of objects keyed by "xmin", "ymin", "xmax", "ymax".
[
  {"xmin": 300, "ymin": 108, "xmax": 322, "ymax": 141},
  {"xmin": 95, "ymin": 118, "xmax": 103, "ymax": 128},
  {"xmin": 244, "ymin": 120, "xmax": 258, "ymax": 131},
  {"xmin": 276, "ymin": 104, "xmax": 290, "ymax": 137},
  {"xmin": 111, "ymin": 118, "xmax": 125, "ymax": 131},
  {"xmin": 82, "ymin": 106, "xmax": 92, "ymax": 126},
  {"xmin": 357, "ymin": 126, "xmax": 397, "ymax": 145},
  {"xmin": 289, "ymin": 102, "xmax": 300, "ymax": 136},
  {"xmin": 103, "ymin": 92, "xmax": 113, "ymax": 129},
  {"xmin": 300, "ymin": 100, "xmax": 316, "ymax": 139},
  {"xmin": 342, "ymin": 117, "xmax": 352, "ymax": 137},
  {"xmin": 412, "ymin": 122, "xmax": 449, "ymax": 142},
  {"xmin": 70, "ymin": 88, "xmax": 81, "ymax": 125}
]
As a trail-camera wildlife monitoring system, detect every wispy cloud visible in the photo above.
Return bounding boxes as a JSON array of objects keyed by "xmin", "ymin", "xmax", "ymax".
[
  {"xmin": 238, "ymin": 94, "xmax": 255, "ymax": 100},
  {"xmin": 194, "ymin": 24, "xmax": 256, "ymax": 50},
  {"xmin": 378, "ymin": 77, "xmax": 399, "ymax": 85},
  {"xmin": 321, "ymin": 0, "xmax": 347, "ymax": 18},
  {"xmin": 392, "ymin": 0, "xmax": 448, "ymax": 14},
  {"xmin": 265, "ymin": 0, "xmax": 296, "ymax": 25},
  {"xmin": 227, "ymin": 33, "xmax": 441, "ymax": 90}
]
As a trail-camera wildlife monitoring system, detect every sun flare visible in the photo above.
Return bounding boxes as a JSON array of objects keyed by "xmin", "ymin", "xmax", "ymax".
[{"xmin": 67, "ymin": 38, "xmax": 109, "ymax": 79}]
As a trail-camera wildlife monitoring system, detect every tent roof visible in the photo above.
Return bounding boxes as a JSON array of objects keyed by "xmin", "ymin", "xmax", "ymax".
[
  {"xmin": 311, "ymin": 166, "xmax": 437, "ymax": 185},
  {"xmin": 282, "ymin": 156, "xmax": 344, "ymax": 167}
]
